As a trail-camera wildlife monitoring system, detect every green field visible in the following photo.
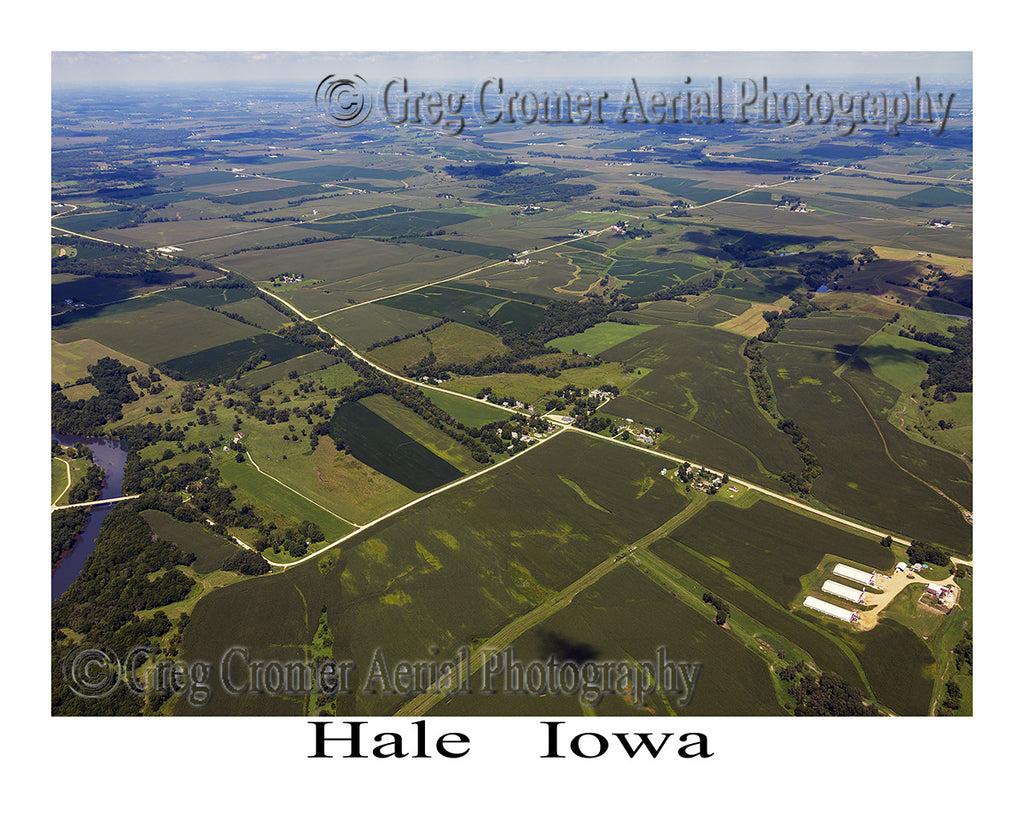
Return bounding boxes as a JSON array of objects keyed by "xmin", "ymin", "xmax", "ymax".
[
  {"xmin": 671, "ymin": 498, "xmax": 894, "ymax": 606},
  {"xmin": 431, "ymin": 564, "xmax": 786, "ymax": 716},
  {"xmin": 602, "ymin": 323, "xmax": 804, "ymax": 483},
  {"xmin": 318, "ymin": 303, "xmax": 442, "ymax": 349},
  {"xmin": 366, "ymin": 321, "xmax": 509, "ymax": 371},
  {"xmin": 423, "ymin": 390, "xmax": 514, "ymax": 427},
  {"xmin": 52, "ymin": 299, "xmax": 259, "ymax": 365},
  {"xmin": 549, "ymin": 321, "xmax": 658, "ymax": 355},
  {"xmin": 386, "ymin": 284, "xmax": 547, "ymax": 334}
]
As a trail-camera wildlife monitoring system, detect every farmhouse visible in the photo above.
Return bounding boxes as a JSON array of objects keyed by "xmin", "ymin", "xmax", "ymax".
[
  {"xmin": 833, "ymin": 563, "xmax": 876, "ymax": 587},
  {"xmin": 822, "ymin": 580, "xmax": 865, "ymax": 605},
  {"xmin": 803, "ymin": 596, "xmax": 858, "ymax": 623}
]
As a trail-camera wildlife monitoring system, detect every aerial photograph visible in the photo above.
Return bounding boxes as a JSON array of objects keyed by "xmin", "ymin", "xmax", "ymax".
[{"xmin": 50, "ymin": 50, "xmax": 973, "ymax": 724}]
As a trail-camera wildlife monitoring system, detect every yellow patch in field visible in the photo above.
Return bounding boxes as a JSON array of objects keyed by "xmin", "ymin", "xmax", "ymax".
[
  {"xmin": 382, "ymin": 590, "xmax": 412, "ymax": 606},
  {"xmin": 361, "ymin": 538, "xmax": 389, "ymax": 563},
  {"xmin": 415, "ymin": 541, "xmax": 442, "ymax": 571},
  {"xmin": 430, "ymin": 529, "xmax": 460, "ymax": 551}
]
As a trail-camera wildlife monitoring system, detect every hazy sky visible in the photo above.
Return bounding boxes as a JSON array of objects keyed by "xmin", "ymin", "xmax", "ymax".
[{"xmin": 52, "ymin": 51, "xmax": 972, "ymax": 88}]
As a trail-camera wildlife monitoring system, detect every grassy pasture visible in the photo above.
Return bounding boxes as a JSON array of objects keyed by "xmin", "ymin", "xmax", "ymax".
[
  {"xmin": 549, "ymin": 322, "xmax": 658, "ymax": 356},
  {"xmin": 223, "ymin": 422, "xmax": 414, "ymax": 527},
  {"xmin": 422, "ymin": 390, "xmax": 512, "ymax": 427},
  {"xmin": 140, "ymin": 510, "xmax": 240, "ymax": 574},
  {"xmin": 234, "ymin": 350, "xmax": 337, "ymax": 389},
  {"xmin": 366, "ymin": 321, "xmax": 509, "ymax": 371},
  {"xmin": 51, "ymin": 338, "xmax": 152, "ymax": 386},
  {"xmin": 443, "ymin": 361, "xmax": 646, "ymax": 407},
  {"xmin": 53, "ymin": 299, "xmax": 258, "ymax": 365}
]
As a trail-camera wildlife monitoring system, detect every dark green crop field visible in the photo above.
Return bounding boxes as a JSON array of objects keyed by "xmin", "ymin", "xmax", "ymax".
[
  {"xmin": 159, "ymin": 333, "xmax": 312, "ymax": 381},
  {"xmin": 765, "ymin": 343, "xmax": 972, "ymax": 551},
  {"xmin": 603, "ymin": 323, "xmax": 804, "ymax": 482},
  {"xmin": 432, "ymin": 564, "xmax": 786, "ymax": 716},
  {"xmin": 669, "ymin": 498, "xmax": 894, "ymax": 606},
  {"xmin": 328, "ymin": 399, "xmax": 464, "ymax": 492}
]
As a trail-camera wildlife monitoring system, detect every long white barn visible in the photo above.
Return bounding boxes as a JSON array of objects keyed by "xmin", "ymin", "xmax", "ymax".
[
  {"xmin": 803, "ymin": 595, "xmax": 857, "ymax": 623},
  {"xmin": 822, "ymin": 579, "xmax": 865, "ymax": 604},
  {"xmin": 833, "ymin": 563, "xmax": 876, "ymax": 587}
]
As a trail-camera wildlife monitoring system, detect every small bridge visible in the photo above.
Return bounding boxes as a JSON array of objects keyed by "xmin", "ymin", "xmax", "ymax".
[{"xmin": 51, "ymin": 494, "xmax": 141, "ymax": 512}]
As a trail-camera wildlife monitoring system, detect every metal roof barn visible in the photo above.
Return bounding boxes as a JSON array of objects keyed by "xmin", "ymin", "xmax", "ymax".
[
  {"xmin": 803, "ymin": 595, "xmax": 856, "ymax": 622},
  {"xmin": 834, "ymin": 563, "xmax": 876, "ymax": 586},
  {"xmin": 822, "ymin": 579, "xmax": 865, "ymax": 604}
]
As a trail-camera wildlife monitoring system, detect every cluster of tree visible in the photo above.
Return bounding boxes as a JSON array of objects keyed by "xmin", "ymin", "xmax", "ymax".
[
  {"xmin": 221, "ymin": 549, "xmax": 271, "ymax": 576},
  {"xmin": 649, "ymin": 274, "xmax": 721, "ymax": 301},
  {"xmin": 939, "ymin": 680, "xmax": 964, "ymax": 714},
  {"xmin": 740, "ymin": 296, "xmax": 828, "ymax": 495},
  {"xmin": 701, "ymin": 592, "xmax": 730, "ymax": 625},
  {"xmin": 252, "ymin": 519, "xmax": 324, "ymax": 558},
  {"xmin": 52, "ymin": 357, "xmax": 141, "ymax": 435},
  {"xmin": 797, "ymin": 252, "xmax": 853, "ymax": 290},
  {"xmin": 952, "ymin": 625, "xmax": 973, "ymax": 674},
  {"xmin": 777, "ymin": 662, "xmax": 879, "ymax": 716},
  {"xmin": 900, "ymin": 321, "xmax": 972, "ymax": 398},
  {"xmin": 905, "ymin": 539, "xmax": 951, "ymax": 567},
  {"xmin": 51, "ymin": 500, "xmax": 205, "ymax": 715},
  {"xmin": 775, "ymin": 418, "xmax": 822, "ymax": 495},
  {"xmin": 444, "ymin": 162, "xmax": 596, "ymax": 205},
  {"xmin": 277, "ymin": 320, "xmax": 339, "ymax": 353}
]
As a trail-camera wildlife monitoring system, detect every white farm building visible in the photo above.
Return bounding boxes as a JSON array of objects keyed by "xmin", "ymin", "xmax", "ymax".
[
  {"xmin": 803, "ymin": 596, "xmax": 857, "ymax": 623},
  {"xmin": 822, "ymin": 580, "xmax": 865, "ymax": 604},
  {"xmin": 834, "ymin": 563, "xmax": 876, "ymax": 587}
]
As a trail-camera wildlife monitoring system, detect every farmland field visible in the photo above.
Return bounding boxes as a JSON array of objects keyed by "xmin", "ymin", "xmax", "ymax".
[
  {"xmin": 52, "ymin": 299, "xmax": 259, "ymax": 364},
  {"xmin": 51, "ymin": 68, "xmax": 973, "ymax": 724},
  {"xmin": 602, "ymin": 323, "xmax": 805, "ymax": 483},
  {"xmin": 328, "ymin": 399, "xmax": 465, "ymax": 492}
]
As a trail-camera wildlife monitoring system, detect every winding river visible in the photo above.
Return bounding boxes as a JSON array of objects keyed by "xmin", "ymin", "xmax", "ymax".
[{"xmin": 51, "ymin": 433, "xmax": 129, "ymax": 602}]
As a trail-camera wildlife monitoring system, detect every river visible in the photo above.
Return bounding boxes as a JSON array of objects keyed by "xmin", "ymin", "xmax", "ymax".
[{"xmin": 51, "ymin": 433, "xmax": 129, "ymax": 602}]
